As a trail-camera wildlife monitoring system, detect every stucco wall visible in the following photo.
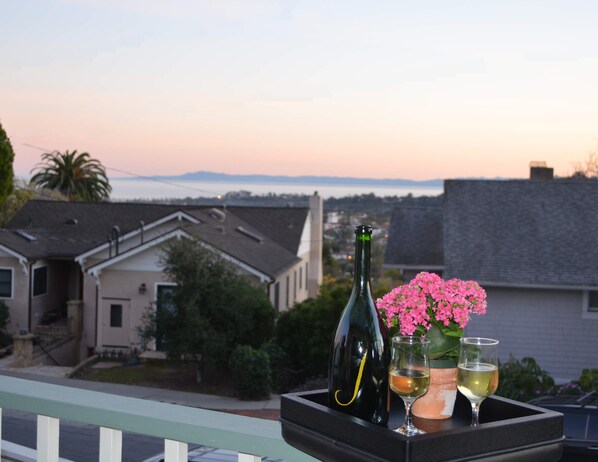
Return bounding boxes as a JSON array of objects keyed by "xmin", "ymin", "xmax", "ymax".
[
  {"xmin": 465, "ymin": 286, "xmax": 598, "ymax": 383},
  {"xmin": 96, "ymin": 269, "xmax": 169, "ymax": 350},
  {"xmin": 0, "ymin": 256, "xmax": 29, "ymax": 333},
  {"xmin": 273, "ymin": 260, "xmax": 310, "ymax": 311}
]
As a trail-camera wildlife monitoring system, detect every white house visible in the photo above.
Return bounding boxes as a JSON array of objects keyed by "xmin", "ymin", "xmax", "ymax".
[{"xmin": 0, "ymin": 194, "xmax": 323, "ymax": 362}]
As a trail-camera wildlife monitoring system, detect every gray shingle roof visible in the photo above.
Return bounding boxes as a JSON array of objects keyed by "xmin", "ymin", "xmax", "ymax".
[
  {"xmin": 4, "ymin": 201, "xmax": 181, "ymax": 258},
  {"xmin": 1, "ymin": 200, "xmax": 308, "ymax": 278},
  {"xmin": 182, "ymin": 208, "xmax": 300, "ymax": 277},
  {"xmin": 226, "ymin": 206, "xmax": 308, "ymax": 254},
  {"xmin": 444, "ymin": 179, "xmax": 598, "ymax": 287},
  {"xmin": 384, "ymin": 206, "xmax": 444, "ymax": 267}
]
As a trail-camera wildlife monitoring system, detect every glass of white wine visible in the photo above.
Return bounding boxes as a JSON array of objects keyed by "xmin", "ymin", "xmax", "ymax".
[
  {"xmin": 457, "ymin": 337, "xmax": 499, "ymax": 427},
  {"xmin": 389, "ymin": 336, "xmax": 430, "ymax": 436}
]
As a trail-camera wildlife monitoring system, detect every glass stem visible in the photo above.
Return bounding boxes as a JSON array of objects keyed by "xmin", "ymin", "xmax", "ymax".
[
  {"xmin": 404, "ymin": 400, "xmax": 414, "ymax": 430},
  {"xmin": 471, "ymin": 401, "xmax": 481, "ymax": 426}
]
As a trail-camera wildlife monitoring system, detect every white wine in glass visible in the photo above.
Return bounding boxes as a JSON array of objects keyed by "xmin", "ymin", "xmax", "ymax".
[
  {"xmin": 457, "ymin": 338, "xmax": 499, "ymax": 426},
  {"xmin": 389, "ymin": 336, "xmax": 430, "ymax": 436}
]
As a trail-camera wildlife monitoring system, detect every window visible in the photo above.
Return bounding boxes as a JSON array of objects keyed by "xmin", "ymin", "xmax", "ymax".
[
  {"xmin": 305, "ymin": 262, "xmax": 309, "ymax": 288},
  {"xmin": 274, "ymin": 282, "xmax": 280, "ymax": 312},
  {"xmin": 299, "ymin": 267, "xmax": 303, "ymax": 290},
  {"xmin": 110, "ymin": 304, "xmax": 123, "ymax": 327},
  {"xmin": 588, "ymin": 291, "xmax": 598, "ymax": 312},
  {"xmin": 0, "ymin": 268, "xmax": 12, "ymax": 298},
  {"xmin": 293, "ymin": 271, "xmax": 297, "ymax": 302},
  {"xmin": 583, "ymin": 290, "xmax": 598, "ymax": 320},
  {"xmin": 286, "ymin": 275, "xmax": 290, "ymax": 308},
  {"xmin": 32, "ymin": 266, "xmax": 48, "ymax": 297}
]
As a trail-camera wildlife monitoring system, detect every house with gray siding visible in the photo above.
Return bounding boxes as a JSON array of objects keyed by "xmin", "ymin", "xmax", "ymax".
[{"xmin": 385, "ymin": 175, "xmax": 598, "ymax": 382}]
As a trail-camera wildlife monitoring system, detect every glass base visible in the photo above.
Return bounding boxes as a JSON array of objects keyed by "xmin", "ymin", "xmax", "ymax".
[{"xmin": 395, "ymin": 424, "xmax": 426, "ymax": 437}]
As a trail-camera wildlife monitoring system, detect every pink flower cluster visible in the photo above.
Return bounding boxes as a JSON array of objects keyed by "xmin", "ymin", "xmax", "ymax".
[{"xmin": 376, "ymin": 272, "xmax": 487, "ymax": 336}]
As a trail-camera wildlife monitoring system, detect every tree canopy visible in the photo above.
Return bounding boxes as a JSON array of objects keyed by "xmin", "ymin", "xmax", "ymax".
[
  {"xmin": 140, "ymin": 237, "xmax": 276, "ymax": 366},
  {"xmin": 0, "ymin": 122, "xmax": 15, "ymax": 205},
  {"xmin": 29, "ymin": 150, "xmax": 111, "ymax": 201}
]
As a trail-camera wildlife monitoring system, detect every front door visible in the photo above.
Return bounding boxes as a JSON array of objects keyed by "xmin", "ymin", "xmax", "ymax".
[{"xmin": 102, "ymin": 298, "xmax": 131, "ymax": 347}]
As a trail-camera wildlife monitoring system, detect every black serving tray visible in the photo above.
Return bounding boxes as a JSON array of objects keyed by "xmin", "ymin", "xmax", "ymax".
[{"xmin": 280, "ymin": 390, "xmax": 564, "ymax": 462}]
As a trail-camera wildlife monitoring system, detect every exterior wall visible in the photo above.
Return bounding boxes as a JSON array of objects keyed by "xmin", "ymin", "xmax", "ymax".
[
  {"xmin": 271, "ymin": 259, "xmax": 310, "ymax": 312},
  {"xmin": 464, "ymin": 286, "xmax": 598, "ymax": 383},
  {"xmin": 0, "ymin": 256, "xmax": 28, "ymax": 334},
  {"xmin": 308, "ymin": 194, "xmax": 323, "ymax": 298},
  {"xmin": 87, "ymin": 245, "xmax": 171, "ymax": 352},
  {"xmin": 96, "ymin": 268, "xmax": 169, "ymax": 351}
]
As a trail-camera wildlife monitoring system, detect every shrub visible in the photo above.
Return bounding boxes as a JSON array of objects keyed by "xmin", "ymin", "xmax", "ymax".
[
  {"xmin": 275, "ymin": 279, "xmax": 351, "ymax": 380},
  {"xmin": 556, "ymin": 382, "xmax": 585, "ymax": 396},
  {"xmin": 138, "ymin": 238, "xmax": 276, "ymax": 366},
  {"xmin": 496, "ymin": 355, "xmax": 555, "ymax": 402},
  {"xmin": 229, "ymin": 345, "xmax": 271, "ymax": 400},
  {"xmin": 260, "ymin": 340, "xmax": 298, "ymax": 394},
  {"xmin": 578, "ymin": 368, "xmax": 598, "ymax": 392}
]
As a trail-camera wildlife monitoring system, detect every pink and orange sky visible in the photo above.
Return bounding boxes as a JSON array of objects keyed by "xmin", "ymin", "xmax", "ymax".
[{"xmin": 2, "ymin": 0, "xmax": 598, "ymax": 181}]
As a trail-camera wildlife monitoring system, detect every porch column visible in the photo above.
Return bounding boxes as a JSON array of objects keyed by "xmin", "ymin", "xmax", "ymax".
[
  {"xmin": 12, "ymin": 332, "xmax": 34, "ymax": 367},
  {"xmin": 67, "ymin": 300, "xmax": 84, "ymax": 339}
]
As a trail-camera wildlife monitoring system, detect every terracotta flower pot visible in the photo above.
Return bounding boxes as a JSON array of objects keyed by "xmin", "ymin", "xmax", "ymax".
[{"xmin": 412, "ymin": 366, "xmax": 458, "ymax": 420}]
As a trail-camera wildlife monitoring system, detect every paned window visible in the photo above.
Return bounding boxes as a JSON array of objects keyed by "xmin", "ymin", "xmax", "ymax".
[{"xmin": 0, "ymin": 269, "xmax": 12, "ymax": 298}]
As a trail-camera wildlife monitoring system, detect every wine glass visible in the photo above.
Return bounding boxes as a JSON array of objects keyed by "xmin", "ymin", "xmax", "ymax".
[
  {"xmin": 389, "ymin": 336, "xmax": 430, "ymax": 436},
  {"xmin": 457, "ymin": 337, "xmax": 499, "ymax": 426}
]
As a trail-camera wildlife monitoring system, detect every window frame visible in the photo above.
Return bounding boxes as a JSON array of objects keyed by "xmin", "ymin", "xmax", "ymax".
[
  {"xmin": 582, "ymin": 290, "xmax": 598, "ymax": 320},
  {"xmin": 0, "ymin": 267, "xmax": 13, "ymax": 299}
]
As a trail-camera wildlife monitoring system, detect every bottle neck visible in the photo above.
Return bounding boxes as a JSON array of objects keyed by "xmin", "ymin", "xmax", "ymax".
[{"xmin": 353, "ymin": 232, "xmax": 371, "ymax": 292}]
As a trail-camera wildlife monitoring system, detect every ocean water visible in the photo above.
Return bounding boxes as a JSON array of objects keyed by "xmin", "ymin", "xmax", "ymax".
[{"xmin": 110, "ymin": 178, "xmax": 443, "ymax": 200}]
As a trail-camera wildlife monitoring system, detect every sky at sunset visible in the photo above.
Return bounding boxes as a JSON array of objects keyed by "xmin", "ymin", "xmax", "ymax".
[{"xmin": 2, "ymin": 0, "xmax": 598, "ymax": 181}]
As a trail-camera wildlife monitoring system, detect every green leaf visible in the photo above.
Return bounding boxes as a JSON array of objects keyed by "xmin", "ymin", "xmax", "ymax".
[{"xmin": 426, "ymin": 324, "xmax": 460, "ymax": 361}]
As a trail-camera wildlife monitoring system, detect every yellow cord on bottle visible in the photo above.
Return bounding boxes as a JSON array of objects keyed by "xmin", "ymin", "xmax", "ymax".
[{"xmin": 334, "ymin": 350, "xmax": 368, "ymax": 406}]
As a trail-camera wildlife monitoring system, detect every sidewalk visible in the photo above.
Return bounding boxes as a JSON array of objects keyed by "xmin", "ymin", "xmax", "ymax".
[{"xmin": 0, "ymin": 365, "xmax": 281, "ymax": 416}]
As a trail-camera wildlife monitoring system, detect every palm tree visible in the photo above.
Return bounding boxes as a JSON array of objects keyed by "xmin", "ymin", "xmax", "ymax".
[{"xmin": 30, "ymin": 150, "xmax": 112, "ymax": 201}]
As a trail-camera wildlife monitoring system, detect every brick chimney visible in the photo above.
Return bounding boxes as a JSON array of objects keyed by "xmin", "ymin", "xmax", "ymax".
[{"xmin": 529, "ymin": 161, "xmax": 554, "ymax": 180}]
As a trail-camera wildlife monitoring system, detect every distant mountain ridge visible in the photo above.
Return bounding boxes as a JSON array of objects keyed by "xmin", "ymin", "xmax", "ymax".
[{"xmin": 128, "ymin": 170, "xmax": 444, "ymax": 187}]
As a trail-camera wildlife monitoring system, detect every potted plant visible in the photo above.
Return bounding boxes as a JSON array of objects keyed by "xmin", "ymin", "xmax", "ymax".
[{"xmin": 376, "ymin": 272, "xmax": 487, "ymax": 419}]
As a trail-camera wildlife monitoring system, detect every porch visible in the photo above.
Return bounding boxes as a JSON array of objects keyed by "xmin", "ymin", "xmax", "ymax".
[{"xmin": 0, "ymin": 374, "xmax": 316, "ymax": 462}]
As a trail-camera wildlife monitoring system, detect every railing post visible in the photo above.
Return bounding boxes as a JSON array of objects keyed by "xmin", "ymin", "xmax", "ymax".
[
  {"xmin": 239, "ymin": 454, "xmax": 262, "ymax": 462},
  {"xmin": 99, "ymin": 427, "xmax": 122, "ymax": 462},
  {"xmin": 164, "ymin": 439, "xmax": 187, "ymax": 462},
  {"xmin": 37, "ymin": 415, "xmax": 60, "ymax": 462}
]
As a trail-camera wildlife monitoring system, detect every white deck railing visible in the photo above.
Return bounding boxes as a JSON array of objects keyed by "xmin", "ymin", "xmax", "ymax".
[{"xmin": 0, "ymin": 375, "xmax": 317, "ymax": 462}]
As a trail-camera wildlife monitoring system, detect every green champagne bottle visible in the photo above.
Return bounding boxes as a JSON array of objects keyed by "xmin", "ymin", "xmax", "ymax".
[{"xmin": 328, "ymin": 225, "xmax": 390, "ymax": 426}]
